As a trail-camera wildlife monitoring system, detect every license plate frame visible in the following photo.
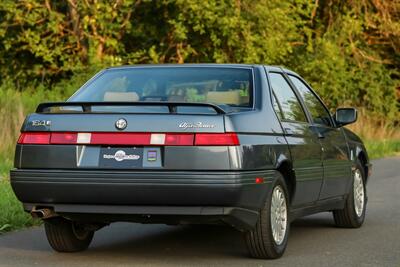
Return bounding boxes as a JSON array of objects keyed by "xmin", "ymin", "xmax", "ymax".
[{"xmin": 99, "ymin": 147, "xmax": 144, "ymax": 168}]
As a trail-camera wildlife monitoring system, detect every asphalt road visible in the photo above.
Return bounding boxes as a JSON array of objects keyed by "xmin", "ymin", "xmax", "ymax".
[{"xmin": 0, "ymin": 157, "xmax": 399, "ymax": 267}]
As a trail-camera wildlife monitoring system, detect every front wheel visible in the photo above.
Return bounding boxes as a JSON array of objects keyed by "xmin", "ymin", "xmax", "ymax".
[
  {"xmin": 44, "ymin": 217, "xmax": 94, "ymax": 252},
  {"xmin": 333, "ymin": 160, "xmax": 367, "ymax": 228},
  {"xmin": 244, "ymin": 173, "xmax": 290, "ymax": 259}
]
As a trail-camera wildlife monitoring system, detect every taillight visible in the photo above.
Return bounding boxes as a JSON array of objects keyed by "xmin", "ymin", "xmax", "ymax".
[
  {"xmin": 17, "ymin": 132, "xmax": 50, "ymax": 144},
  {"xmin": 50, "ymin": 133, "xmax": 78, "ymax": 144},
  {"xmin": 195, "ymin": 133, "xmax": 240, "ymax": 146},
  {"xmin": 90, "ymin": 133, "xmax": 150, "ymax": 145},
  {"xmin": 165, "ymin": 134, "xmax": 194, "ymax": 146},
  {"xmin": 17, "ymin": 132, "xmax": 240, "ymax": 146}
]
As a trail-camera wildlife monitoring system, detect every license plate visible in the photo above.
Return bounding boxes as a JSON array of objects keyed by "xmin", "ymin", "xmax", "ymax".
[{"xmin": 99, "ymin": 147, "xmax": 143, "ymax": 168}]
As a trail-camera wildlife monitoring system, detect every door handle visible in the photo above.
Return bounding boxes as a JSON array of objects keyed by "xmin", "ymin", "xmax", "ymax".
[
  {"xmin": 309, "ymin": 125, "xmax": 325, "ymax": 139},
  {"xmin": 284, "ymin": 128, "xmax": 294, "ymax": 136}
]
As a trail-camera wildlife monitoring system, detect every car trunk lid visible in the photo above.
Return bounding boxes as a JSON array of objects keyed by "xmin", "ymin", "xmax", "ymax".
[{"xmin": 16, "ymin": 102, "xmax": 237, "ymax": 171}]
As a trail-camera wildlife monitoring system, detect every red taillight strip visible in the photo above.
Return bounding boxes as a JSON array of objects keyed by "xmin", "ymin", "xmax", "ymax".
[
  {"xmin": 195, "ymin": 133, "xmax": 240, "ymax": 146},
  {"xmin": 18, "ymin": 132, "xmax": 50, "ymax": 144},
  {"xmin": 50, "ymin": 132, "xmax": 78, "ymax": 144},
  {"xmin": 91, "ymin": 133, "xmax": 151, "ymax": 145},
  {"xmin": 18, "ymin": 132, "xmax": 239, "ymax": 146},
  {"xmin": 164, "ymin": 133, "xmax": 194, "ymax": 146}
]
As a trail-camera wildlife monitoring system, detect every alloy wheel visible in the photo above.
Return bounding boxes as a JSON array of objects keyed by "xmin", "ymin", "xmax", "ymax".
[
  {"xmin": 353, "ymin": 169, "xmax": 365, "ymax": 217},
  {"xmin": 270, "ymin": 185, "xmax": 288, "ymax": 245}
]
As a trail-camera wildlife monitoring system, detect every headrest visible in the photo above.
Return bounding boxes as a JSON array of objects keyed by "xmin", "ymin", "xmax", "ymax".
[
  {"xmin": 168, "ymin": 95, "xmax": 186, "ymax": 102},
  {"xmin": 206, "ymin": 90, "xmax": 241, "ymax": 105},
  {"xmin": 104, "ymin": 92, "xmax": 139, "ymax": 102}
]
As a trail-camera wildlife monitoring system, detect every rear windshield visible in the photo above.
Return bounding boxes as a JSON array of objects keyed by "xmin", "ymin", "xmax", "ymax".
[{"xmin": 70, "ymin": 67, "xmax": 253, "ymax": 108}]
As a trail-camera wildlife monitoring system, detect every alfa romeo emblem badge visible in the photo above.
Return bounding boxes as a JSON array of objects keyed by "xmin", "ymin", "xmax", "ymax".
[{"xmin": 115, "ymin": 118, "xmax": 127, "ymax": 130}]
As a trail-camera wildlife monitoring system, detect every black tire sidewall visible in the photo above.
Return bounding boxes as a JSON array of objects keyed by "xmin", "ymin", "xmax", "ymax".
[
  {"xmin": 265, "ymin": 173, "xmax": 290, "ymax": 256},
  {"xmin": 44, "ymin": 217, "xmax": 94, "ymax": 252},
  {"xmin": 348, "ymin": 161, "xmax": 367, "ymax": 225}
]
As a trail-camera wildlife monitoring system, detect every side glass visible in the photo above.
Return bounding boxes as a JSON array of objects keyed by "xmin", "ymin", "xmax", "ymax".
[
  {"xmin": 269, "ymin": 73, "xmax": 307, "ymax": 123},
  {"xmin": 288, "ymin": 75, "xmax": 333, "ymax": 127},
  {"xmin": 272, "ymin": 92, "xmax": 284, "ymax": 120}
]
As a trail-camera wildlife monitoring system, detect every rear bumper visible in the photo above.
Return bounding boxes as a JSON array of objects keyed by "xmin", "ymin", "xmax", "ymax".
[
  {"xmin": 23, "ymin": 203, "xmax": 260, "ymax": 231},
  {"xmin": 10, "ymin": 169, "xmax": 276, "ymax": 230}
]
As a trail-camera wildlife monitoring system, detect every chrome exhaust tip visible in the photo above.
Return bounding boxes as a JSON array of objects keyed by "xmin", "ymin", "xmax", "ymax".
[{"xmin": 30, "ymin": 207, "xmax": 56, "ymax": 219}]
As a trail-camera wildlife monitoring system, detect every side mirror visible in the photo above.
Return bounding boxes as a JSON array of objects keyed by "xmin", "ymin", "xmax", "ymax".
[{"xmin": 335, "ymin": 108, "xmax": 357, "ymax": 126}]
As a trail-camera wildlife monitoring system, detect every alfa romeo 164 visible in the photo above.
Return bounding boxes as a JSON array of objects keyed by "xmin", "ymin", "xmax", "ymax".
[{"xmin": 10, "ymin": 65, "xmax": 370, "ymax": 258}]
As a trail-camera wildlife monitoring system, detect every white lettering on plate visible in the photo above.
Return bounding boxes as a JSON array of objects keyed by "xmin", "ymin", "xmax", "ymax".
[{"xmin": 103, "ymin": 150, "xmax": 140, "ymax": 162}]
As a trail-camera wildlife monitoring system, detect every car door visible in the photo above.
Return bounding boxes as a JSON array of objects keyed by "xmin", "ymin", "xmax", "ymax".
[
  {"xmin": 287, "ymin": 74, "xmax": 352, "ymax": 199},
  {"xmin": 268, "ymin": 71, "xmax": 324, "ymax": 207}
]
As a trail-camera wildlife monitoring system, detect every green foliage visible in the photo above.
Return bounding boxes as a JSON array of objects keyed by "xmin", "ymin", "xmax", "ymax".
[
  {"xmin": 0, "ymin": 179, "xmax": 40, "ymax": 233},
  {"xmin": 365, "ymin": 140, "xmax": 400, "ymax": 159},
  {"xmin": 185, "ymin": 88, "xmax": 206, "ymax": 102},
  {"xmin": 291, "ymin": 40, "xmax": 398, "ymax": 120},
  {"xmin": 289, "ymin": 5, "xmax": 399, "ymax": 121},
  {"xmin": 0, "ymin": 0, "xmax": 398, "ymax": 120},
  {"xmin": 0, "ymin": 69, "xmax": 97, "ymax": 153},
  {"xmin": 131, "ymin": 0, "xmax": 309, "ymax": 64}
]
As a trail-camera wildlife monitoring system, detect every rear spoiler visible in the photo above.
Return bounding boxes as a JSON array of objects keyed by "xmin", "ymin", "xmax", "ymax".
[{"xmin": 36, "ymin": 102, "xmax": 226, "ymax": 114}]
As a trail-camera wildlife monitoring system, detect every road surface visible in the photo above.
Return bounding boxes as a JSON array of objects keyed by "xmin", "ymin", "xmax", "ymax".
[{"xmin": 0, "ymin": 157, "xmax": 399, "ymax": 267}]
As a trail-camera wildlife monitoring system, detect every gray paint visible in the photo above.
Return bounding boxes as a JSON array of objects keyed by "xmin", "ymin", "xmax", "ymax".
[
  {"xmin": 77, "ymin": 146, "xmax": 100, "ymax": 167},
  {"xmin": 24, "ymin": 113, "xmax": 225, "ymax": 133},
  {"xmin": 12, "ymin": 64, "xmax": 371, "ymax": 221},
  {"xmin": 164, "ymin": 146, "xmax": 230, "ymax": 170}
]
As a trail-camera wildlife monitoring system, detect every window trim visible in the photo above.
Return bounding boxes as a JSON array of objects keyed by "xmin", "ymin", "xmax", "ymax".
[
  {"xmin": 267, "ymin": 71, "xmax": 310, "ymax": 124},
  {"xmin": 69, "ymin": 66, "xmax": 256, "ymax": 110},
  {"xmin": 286, "ymin": 74, "xmax": 335, "ymax": 128}
]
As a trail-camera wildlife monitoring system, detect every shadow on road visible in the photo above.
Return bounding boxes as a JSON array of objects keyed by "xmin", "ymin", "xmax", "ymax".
[
  {"xmin": 86, "ymin": 212, "xmax": 336, "ymax": 258},
  {"xmin": 0, "ymin": 212, "xmax": 336, "ymax": 260}
]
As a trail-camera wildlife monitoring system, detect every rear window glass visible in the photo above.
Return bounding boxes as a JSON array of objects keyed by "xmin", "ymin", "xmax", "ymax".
[{"xmin": 70, "ymin": 67, "xmax": 253, "ymax": 107}]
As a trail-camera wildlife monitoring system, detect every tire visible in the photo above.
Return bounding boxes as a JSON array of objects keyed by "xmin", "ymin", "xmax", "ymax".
[
  {"xmin": 333, "ymin": 160, "xmax": 367, "ymax": 228},
  {"xmin": 245, "ymin": 172, "xmax": 290, "ymax": 259},
  {"xmin": 44, "ymin": 217, "xmax": 94, "ymax": 252}
]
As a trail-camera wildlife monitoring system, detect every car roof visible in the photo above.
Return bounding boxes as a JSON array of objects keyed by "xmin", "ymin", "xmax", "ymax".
[
  {"xmin": 105, "ymin": 64, "xmax": 300, "ymax": 76},
  {"xmin": 107, "ymin": 63, "xmax": 258, "ymax": 69}
]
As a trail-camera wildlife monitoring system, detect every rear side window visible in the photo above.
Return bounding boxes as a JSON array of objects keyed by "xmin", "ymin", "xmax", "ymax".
[
  {"xmin": 70, "ymin": 67, "xmax": 253, "ymax": 107},
  {"xmin": 269, "ymin": 73, "xmax": 307, "ymax": 123},
  {"xmin": 272, "ymin": 92, "xmax": 284, "ymax": 120},
  {"xmin": 288, "ymin": 75, "xmax": 332, "ymax": 127}
]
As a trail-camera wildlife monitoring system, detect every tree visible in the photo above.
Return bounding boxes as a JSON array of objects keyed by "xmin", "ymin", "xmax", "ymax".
[{"xmin": 0, "ymin": 0, "xmax": 398, "ymax": 120}]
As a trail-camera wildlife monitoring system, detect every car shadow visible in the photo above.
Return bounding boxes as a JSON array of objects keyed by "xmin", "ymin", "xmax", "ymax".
[
  {"xmin": 89, "ymin": 224, "xmax": 247, "ymax": 259},
  {"xmin": 0, "ymin": 212, "xmax": 338, "ymax": 262},
  {"xmin": 87, "ymin": 213, "xmax": 336, "ymax": 258}
]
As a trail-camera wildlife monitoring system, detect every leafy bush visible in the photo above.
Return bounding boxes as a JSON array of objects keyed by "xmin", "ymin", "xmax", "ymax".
[{"xmin": 0, "ymin": 1, "xmax": 398, "ymax": 120}]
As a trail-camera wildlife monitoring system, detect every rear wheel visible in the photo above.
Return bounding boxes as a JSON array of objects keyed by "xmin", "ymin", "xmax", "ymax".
[
  {"xmin": 44, "ymin": 217, "xmax": 94, "ymax": 252},
  {"xmin": 333, "ymin": 160, "xmax": 367, "ymax": 228},
  {"xmin": 245, "ymin": 173, "xmax": 290, "ymax": 259}
]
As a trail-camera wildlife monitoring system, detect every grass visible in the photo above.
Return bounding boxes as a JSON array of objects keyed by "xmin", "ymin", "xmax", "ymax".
[
  {"xmin": 346, "ymin": 109, "xmax": 400, "ymax": 159},
  {"xmin": 0, "ymin": 181, "xmax": 41, "ymax": 233},
  {"xmin": 0, "ymin": 154, "xmax": 41, "ymax": 234},
  {"xmin": 364, "ymin": 139, "xmax": 400, "ymax": 159},
  {"xmin": 0, "ymin": 181, "xmax": 41, "ymax": 234}
]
